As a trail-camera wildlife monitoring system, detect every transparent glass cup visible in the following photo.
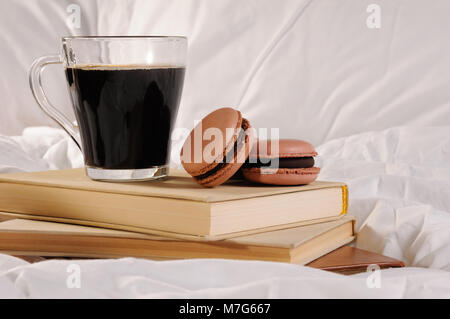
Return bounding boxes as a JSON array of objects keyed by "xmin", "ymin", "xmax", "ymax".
[{"xmin": 29, "ymin": 36, "xmax": 187, "ymax": 181}]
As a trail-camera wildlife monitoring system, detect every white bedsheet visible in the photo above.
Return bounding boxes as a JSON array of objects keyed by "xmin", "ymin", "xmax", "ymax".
[
  {"xmin": 2, "ymin": 0, "xmax": 450, "ymax": 148},
  {"xmin": 0, "ymin": 126, "xmax": 449, "ymax": 298},
  {"xmin": 317, "ymin": 126, "xmax": 450, "ymax": 271}
]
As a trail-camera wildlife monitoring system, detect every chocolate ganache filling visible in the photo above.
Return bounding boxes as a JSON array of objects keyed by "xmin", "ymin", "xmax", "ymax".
[
  {"xmin": 194, "ymin": 121, "xmax": 249, "ymax": 180},
  {"xmin": 244, "ymin": 157, "xmax": 315, "ymax": 169}
]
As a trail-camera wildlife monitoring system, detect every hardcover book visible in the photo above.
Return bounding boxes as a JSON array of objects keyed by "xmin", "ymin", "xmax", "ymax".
[
  {"xmin": 307, "ymin": 245, "xmax": 405, "ymax": 274},
  {"xmin": 0, "ymin": 216, "xmax": 355, "ymax": 265},
  {"xmin": 0, "ymin": 168, "xmax": 348, "ymax": 240}
]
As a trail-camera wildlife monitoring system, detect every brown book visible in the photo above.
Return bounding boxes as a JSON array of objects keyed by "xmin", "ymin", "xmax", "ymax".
[
  {"xmin": 0, "ymin": 168, "xmax": 348, "ymax": 240},
  {"xmin": 307, "ymin": 246, "xmax": 405, "ymax": 275},
  {"xmin": 0, "ymin": 216, "xmax": 355, "ymax": 265}
]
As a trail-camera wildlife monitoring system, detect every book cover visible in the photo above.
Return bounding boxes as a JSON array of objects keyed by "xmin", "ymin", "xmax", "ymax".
[
  {"xmin": 0, "ymin": 168, "xmax": 348, "ymax": 240},
  {"xmin": 0, "ymin": 216, "xmax": 356, "ymax": 265}
]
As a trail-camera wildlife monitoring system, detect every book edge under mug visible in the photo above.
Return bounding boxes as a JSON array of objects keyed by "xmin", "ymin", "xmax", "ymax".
[{"xmin": 0, "ymin": 168, "xmax": 347, "ymax": 203}]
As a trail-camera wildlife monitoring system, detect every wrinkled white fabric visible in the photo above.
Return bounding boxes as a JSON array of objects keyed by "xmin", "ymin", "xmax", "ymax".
[
  {"xmin": 317, "ymin": 126, "xmax": 450, "ymax": 271},
  {"xmin": 2, "ymin": 0, "xmax": 450, "ymax": 150},
  {"xmin": 1, "ymin": 257, "xmax": 450, "ymax": 299},
  {"xmin": 0, "ymin": 126, "xmax": 449, "ymax": 298},
  {"xmin": 0, "ymin": 127, "xmax": 83, "ymax": 173}
]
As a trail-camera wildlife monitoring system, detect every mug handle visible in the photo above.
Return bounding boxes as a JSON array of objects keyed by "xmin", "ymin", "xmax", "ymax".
[{"xmin": 29, "ymin": 54, "xmax": 81, "ymax": 150}]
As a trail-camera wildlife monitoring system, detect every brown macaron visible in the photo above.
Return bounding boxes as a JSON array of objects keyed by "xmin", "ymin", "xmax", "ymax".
[
  {"xmin": 180, "ymin": 107, "xmax": 254, "ymax": 187},
  {"xmin": 242, "ymin": 139, "xmax": 320, "ymax": 185}
]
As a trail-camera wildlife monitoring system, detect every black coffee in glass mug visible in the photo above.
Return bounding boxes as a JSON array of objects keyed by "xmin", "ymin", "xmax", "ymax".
[{"xmin": 30, "ymin": 36, "xmax": 187, "ymax": 181}]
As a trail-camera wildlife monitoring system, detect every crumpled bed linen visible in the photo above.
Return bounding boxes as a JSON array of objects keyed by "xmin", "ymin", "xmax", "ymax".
[
  {"xmin": 1, "ymin": 256, "xmax": 450, "ymax": 299},
  {"xmin": 317, "ymin": 126, "xmax": 450, "ymax": 271},
  {"xmin": 0, "ymin": 126, "xmax": 449, "ymax": 298}
]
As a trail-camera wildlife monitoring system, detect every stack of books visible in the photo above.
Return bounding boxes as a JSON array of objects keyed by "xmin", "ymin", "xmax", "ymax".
[{"xmin": 0, "ymin": 168, "xmax": 402, "ymax": 271}]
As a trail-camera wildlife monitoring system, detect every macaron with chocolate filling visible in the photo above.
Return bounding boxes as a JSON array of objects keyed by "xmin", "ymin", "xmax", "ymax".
[
  {"xmin": 181, "ymin": 107, "xmax": 254, "ymax": 187},
  {"xmin": 242, "ymin": 139, "xmax": 320, "ymax": 185}
]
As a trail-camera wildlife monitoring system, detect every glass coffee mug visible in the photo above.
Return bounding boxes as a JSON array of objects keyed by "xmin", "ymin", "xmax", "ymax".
[{"xmin": 30, "ymin": 36, "xmax": 187, "ymax": 181}]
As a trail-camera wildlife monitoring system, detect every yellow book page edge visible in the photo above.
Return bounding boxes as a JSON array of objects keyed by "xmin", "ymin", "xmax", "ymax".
[{"xmin": 341, "ymin": 185, "xmax": 348, "ymax": 215}]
